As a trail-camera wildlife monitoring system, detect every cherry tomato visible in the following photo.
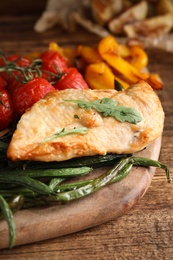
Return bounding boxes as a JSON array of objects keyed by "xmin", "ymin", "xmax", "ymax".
[
  {"xmin": 7, "ymin": 70, "xmax": 29, "ymax": 95},
  {"xmin": 0, "ymin": 90, "xmax": 14, "ymax": 130},
  {"xmin": 8, "ymin": 56, "xmax": 31, "ymax": 88},
  {"xmin": 0, "ymin": 54, "xmax": 32, "ymax": 95},
  {"xmin": 40, "ymin": 51, "xmax": 68, "ymax": 81},
  {"xmin": 0, "ymin": 76, "xmax": 7, "ymax": 91},
  {"xmin": 54, "ymin": 67, "xmax": 89, "ymax": 90},
  {"xmin": 12, "ymin": 77, "xmax": 55, "ymax": 116},
  {"xmin": 0, "ymin": 55, "xmax": 31, "ymax": 83},
  {"xmin": 7, "ymin": 55, "xmax": 31, "ymax": 67}
]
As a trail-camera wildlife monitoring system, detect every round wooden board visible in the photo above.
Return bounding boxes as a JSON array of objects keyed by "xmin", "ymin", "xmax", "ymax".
[{"xmin": 0, "ymin": 137, "xmax": 162, "ymax": 249}]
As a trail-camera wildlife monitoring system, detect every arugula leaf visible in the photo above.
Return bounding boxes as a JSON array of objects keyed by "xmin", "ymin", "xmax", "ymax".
[
  {"xmin": 110, "ymin": 106, "xmax": 142, "ymax": 124},
  {"xmin": 74, "ymin": 114, "xmax": 79, "ymax": 119},
  {"xmin": 65, "ymin": 98, "xmax": 142, "ymax": 124},
  {"xmin": 41, "ymin": 127, "xmax": 89, "ymax": 143}
]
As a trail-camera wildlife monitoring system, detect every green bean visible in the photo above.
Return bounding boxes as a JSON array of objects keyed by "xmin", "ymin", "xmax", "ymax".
[
  {"xmin": 2, "ymin": 162, "xmax": 132, "ymax": 206},
  {"xmin": 0, "ymin": 174, "xmax": 53, "ymax": 195},
  {"xmin": 54, "ymin": 179, "xmax": 93, "ymax": 193},
  {"xmin": 111, "ymin": 163, "xmax": 133, "ymax": 183},
  {"xmin": 0, "ymin": 188, "xmax": 38, "ymax": 199},
  {"xmin": 48, "ymin": 161, "xmax": 132, "ymax": 194},
  {"xmin": 129, "ymin": 157, "xmax": 172, "ymax": 183},
  {"xmin": 52, "ymin": 163, "xmax": 132, "ymax": 193},
  {"xmin": 21, "ymin": 154, "xmax": 129, "ymax": 170},
  {"xmin": 48, "ymin": 178, "xmax": 66, "ymax": 191},
  {"xmin": 1, "ymin": 167, "xmax": 93, "ymax": 178},
  {"xmin": 44, "ymin": 158, "xmax": 129, "ymax": 203},
  {"xmin": 42, "ymin": 155, "xmax": 171, "ymax": 203},
  {"xmin": 0, "ymin": 195, "xmax": 15, "ymax": 248}
]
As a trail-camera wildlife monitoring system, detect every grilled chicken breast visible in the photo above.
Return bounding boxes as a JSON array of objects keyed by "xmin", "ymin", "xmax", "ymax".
[{"xmin": 7, "ymin": 80, "xmax": 164, "ymax": 162}]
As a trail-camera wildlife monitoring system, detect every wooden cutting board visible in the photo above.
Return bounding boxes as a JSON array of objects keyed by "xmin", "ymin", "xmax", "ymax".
[{"xmin": 0, "ymin": 137, "xmax": 161, "ymax": 249}]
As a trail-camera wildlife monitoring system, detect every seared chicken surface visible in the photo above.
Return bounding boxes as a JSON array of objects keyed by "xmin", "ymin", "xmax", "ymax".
[{"xmin": 7, "ymin": 80, "xmax": 164, "ymax": 162}]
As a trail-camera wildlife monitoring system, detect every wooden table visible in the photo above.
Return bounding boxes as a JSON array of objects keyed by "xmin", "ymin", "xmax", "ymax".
[{"xmin": 0, "ymin": 15, "xmax": 173, "ymax": 259}]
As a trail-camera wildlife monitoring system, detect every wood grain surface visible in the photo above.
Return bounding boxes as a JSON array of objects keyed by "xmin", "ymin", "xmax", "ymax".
[{"xmin": 0, "ymin": 14, "xmax": 173, "ymax": 260}]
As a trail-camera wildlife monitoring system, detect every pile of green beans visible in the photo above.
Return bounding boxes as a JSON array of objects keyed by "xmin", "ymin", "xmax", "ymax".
[{"xmin": 0, "ymin": 139, "xmax": 171, "ymax": 248}]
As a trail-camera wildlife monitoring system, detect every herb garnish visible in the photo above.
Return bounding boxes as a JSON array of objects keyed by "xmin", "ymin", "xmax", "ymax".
[
  {"xmin": 74, "ymin": 114, "xmax": 79, "ymax": 119},
  {"xmin": 41, "ymin": 127, "xmax": 89, "ymax": 143},
  {"xmin": 65, "ymin": 98, "xmax": 142, "ymax": 124}
]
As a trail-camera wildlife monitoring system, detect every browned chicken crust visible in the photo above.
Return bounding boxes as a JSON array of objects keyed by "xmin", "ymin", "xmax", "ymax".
[{"xmin": 7, "ymin": 80, "xmax": 164, "ymax": 162}]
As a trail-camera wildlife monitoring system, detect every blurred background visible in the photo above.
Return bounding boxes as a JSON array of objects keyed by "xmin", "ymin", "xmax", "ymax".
[
  {"xmin": 0, "ymin": 0, "xmax": 47, "ymax": 15},
  {"xmin": 0, "ymin": 0, "xmax": 173, "ymax": 53},
  {"xmin": 0, "ymin": 0, "xmax": 172, "ymax": 38}
]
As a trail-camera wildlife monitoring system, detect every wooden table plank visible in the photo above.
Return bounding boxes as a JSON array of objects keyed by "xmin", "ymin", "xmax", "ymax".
[{"xmin": 0, "ymin": 15, "xmax": 173, "ymax": 259}]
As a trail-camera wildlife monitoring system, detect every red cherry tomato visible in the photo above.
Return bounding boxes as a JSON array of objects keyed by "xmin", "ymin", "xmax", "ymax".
[
  {"xmin": 7, "ymin": 74, "xmax": 24, "ymax": 95},
  {"xmin": 40, "ymin": 51, "xmax": 68, "ymax": 81},
  {"xmin": 12, "ymin": 77, "xmax": 55, "ymax": 116},
  {"xmin": 8, "ymin": 55, "xmax": 31, "ymax": 87},
  {"xmin": 0, "ymin": 55, "xmax": 31, "ymax": 84},
  {"xmin": 7, "ymin": 55, "xmax": 31, "ymax": 67},
  {"xmin": 0, "ymin": 90, "xmax": 14, "ymax": 130},
  {"xmin": 0, "ymin": 76, "xmax": 7, "ymax": 91},
  {"xmin": 0, "ymin": 55, "xmax": 31, "ymax": 95},
  {"xmin": 54, "ymin": 67, "xmax": 89, "ymax": 90}
]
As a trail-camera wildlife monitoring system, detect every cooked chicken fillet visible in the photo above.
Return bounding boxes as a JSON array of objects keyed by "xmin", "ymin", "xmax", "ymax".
[{"xmin": 7, "ymin": 80, "xmax": 164, "ymax": 162}]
